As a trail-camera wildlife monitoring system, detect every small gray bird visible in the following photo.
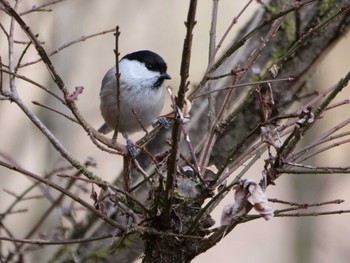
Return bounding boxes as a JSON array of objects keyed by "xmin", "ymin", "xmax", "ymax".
[{"xmin": 98, "ymin": 50, "xmax": 171, "ymax": 155}]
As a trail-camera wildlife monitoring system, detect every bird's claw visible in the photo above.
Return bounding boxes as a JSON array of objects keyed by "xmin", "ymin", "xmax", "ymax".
[
  {"xmin": 126, "ymin": 139, "xmax": 138, "ymax": 158},
  {"xmin": 156, "ymin": 117, "xmax": 171, "ymax": 129}
]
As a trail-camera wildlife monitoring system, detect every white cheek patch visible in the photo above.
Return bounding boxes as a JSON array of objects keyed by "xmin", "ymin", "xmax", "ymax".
[{"xmin": 119, "ymin": 59, "xmax": 160, "ymax": 89}]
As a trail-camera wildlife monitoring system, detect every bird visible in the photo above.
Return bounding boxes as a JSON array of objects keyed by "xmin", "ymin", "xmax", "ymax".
[{"xmin": 98, "ymin": 50, "xmax": 171, "ymax": 156}]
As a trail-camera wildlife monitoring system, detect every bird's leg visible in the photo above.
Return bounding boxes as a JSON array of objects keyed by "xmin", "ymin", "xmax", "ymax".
[
  {"xmin": 122, "ymin": 132, "xmax": 138, "ymax": 158},
  {"xmin": 155, "ymin": 117, "xmax": 171, "ymax": 129}
]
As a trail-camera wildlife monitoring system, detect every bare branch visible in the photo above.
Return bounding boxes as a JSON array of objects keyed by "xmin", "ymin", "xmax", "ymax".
[
  {"xmin": 112, "ymin": 26, "xmax": 121, "ymax": 140},
  {"xmin": 162, "ymin": 0, "xmax": 198, "ymax": 227},
  {"xmin": 0, "ymin": 159, "xmax": 126, "ymax": 230},
  {"xmin": 18, "ymin": 28, "xmax": 116, "ymax": 68}
]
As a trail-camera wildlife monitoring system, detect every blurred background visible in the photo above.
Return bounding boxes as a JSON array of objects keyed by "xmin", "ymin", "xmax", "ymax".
[{"xmin": 1, "ymin": 1, "xmax": 350, "ymax": 262}]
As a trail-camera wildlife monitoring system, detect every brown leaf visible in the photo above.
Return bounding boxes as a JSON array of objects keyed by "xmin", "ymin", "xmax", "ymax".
[
  {"xmin": 244, "ymin": 179, "xmax": 274, "ymax": 220},
  {"xmin": 221, "ymin": 179, "xmax": 274, "ymax": 225}
]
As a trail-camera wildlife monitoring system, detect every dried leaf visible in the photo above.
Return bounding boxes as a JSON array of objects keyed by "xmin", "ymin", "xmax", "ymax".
[
  {"xmin": 221, "ymin": 179, "xmax": 274, "ymax": 225},
  {"xmin": 234, "ymin": 183, "xmax": 247, "ymax": 202},
  {"xmin": 244, "ymin": 179, "xmax": 274, "ymax": 220},
  {"xmin": 221, "ymin": 183, "xmax": 247, "ymax": 225},
  {"xmin": 221, "ymin": 202, "xmax": 246, "ymax": 226}
]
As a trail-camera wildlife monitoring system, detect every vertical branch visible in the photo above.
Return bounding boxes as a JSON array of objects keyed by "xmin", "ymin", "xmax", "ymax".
[
  {"xmin": 162, "ymin": 0, "xmax": 197, "ymax": 226},
  {"xmin": 7, "ymin": 0, "xmax": 20, "ymax": 93},
  {"xmin": 123, "ymin": 155, "xmax": 133, "ymax": 206},
  {"xmin": 198, "ymin": 11, "xmax": 286, "ymax": 173},
  {"xmin": 112, "ymin": 26, "xmax": 121, "ymax": 140},
  {"xmin": 207, "ymin": 0, "xmax": 219, "ymax": 126},
  {"xmin": 0, "ymin": 57, "xmax": 3, "ymax": 92},
  {"xmin": 166, "ymin": 86, "xmax": 203, "ymax": 181},
  {"xmin": 198, "ymin": 78, "xmax": 238, "ymax": 171},
  {"xmin": 208, "ymin": 0, "xmax": 219, "ymax": 64},
  {"xmin": 213, "ymin": 0, "xmax": 253, "ymax": 57},
  {"xmin": 198, "ymin": 1, "xmax": 255, "ymax": 173}
]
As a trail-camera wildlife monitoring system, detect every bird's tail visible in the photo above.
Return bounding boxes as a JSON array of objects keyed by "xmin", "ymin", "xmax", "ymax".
[{"xmin": 97, "ymin": 123, "xmax": 113, "ymax": 134}]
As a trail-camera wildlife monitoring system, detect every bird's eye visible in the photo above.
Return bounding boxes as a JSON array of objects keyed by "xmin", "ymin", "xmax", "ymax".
[{"xmin": 146, "ymin": 64, "xmax": 153, "ymax": 70}]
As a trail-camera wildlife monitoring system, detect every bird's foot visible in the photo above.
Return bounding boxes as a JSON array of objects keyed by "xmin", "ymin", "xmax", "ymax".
[
  {"xmin": 156, "ymin": 117, "xmax": 171, "ymax": 129},
  {"xmin": 126, "ymin": 139, "xmax": 139, "ymax": 158}
]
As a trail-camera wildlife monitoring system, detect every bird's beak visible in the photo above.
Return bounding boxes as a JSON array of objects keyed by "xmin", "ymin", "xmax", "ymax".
[{"xmin": 160, "ymin": 73, "xmax": 171, "ymax": 80}]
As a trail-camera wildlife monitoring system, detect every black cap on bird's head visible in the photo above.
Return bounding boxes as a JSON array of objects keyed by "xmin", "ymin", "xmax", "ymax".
[
  {"xmin": 123, "ymin": 50, "xmax": 171, "ymax": 79},
  {"xmin": 122, "ymin": 50, "xmax": 171, "ymax": 88}
]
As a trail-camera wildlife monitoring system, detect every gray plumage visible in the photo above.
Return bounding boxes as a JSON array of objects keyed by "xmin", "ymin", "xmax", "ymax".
[{"xmin": 98, "ymin": 50, "xmax": 171, "ymax": 136}]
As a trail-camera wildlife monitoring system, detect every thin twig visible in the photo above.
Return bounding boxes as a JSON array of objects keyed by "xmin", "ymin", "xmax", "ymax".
[
  {"xmin": 187, "ymin": 152, "xmax": 262, "ymax": 235},
  {"xmin": 123, "ymin": 155, "xmax": 132, "ymax": 200},
  {"xmin": 7, "ymin": 0, "xmax": 20, "ymax": 93},
  {"xmin": 189, "ymin": 0, "xmax": 317, "ymax": 100},
  {"xmin": 132, "ymin": 108, "xmax": 148, "ymax": 134},
  {"xmin": 0, "ymin": 159, "xmax": 127, "ymax": 231},
  {"xmin": 0, "ymin": 223, "xmax": 22, "ymax": 256},
  {"xmin": 243, "ymin": 209, "xmax": 350, "ymax": 222},
  {"xmin": 208, "ymin": 0, "xmax": 218, "ymax": 65},
  {"xmin": 0, "ymin": 164, "xmax": 75, "ymax": 221},
  {"xmin": 213, "ymin": 0, "xmax": 254, "ymax": 57},
  {"xmin": 205, "ymin": 68, "xmax": 246, "ymax": 80},
  {"xmin": 2, "ymin": 189, "xmax": 43, "ymax": 201},
  {"xmin": 19, "ymin": 0, "xmax": 68, "ymax": 16},
  {"xmin": 0, "ymin": 57, "xmax": 3, "ymax": 92},
  {"xmin": 0, "ymin": 22, "xmax": 9, "ymax": 40},
  {"xmin": 0, "ymin": 234, "xmax": 115, "ymax": 245},
  {"xmin": 277, "ymin": 5, "xmax": 350, "ymax": 66},
  {"xmin": 58, "ymin": 173, "xmax": 149, "ymax": 214},
  {"xmin": 132, "ymin": 158, "xmax": 153, "ymax": 184},
  {"xmin": 277, "ymin": 168, "xmax": 350, "ymax": 174},
  {"xmin": 278, "ymin": 71, "xmax": 350, "ymax": 163},
  {"xmin": 32, "ymin": 101, "xmax": 78, "ymax": 123},
  {"xmin": 274, "ymin": 210, "xmax": 350, "ymax": 217},
  {"xmin": 0, "ymin": 162, "xmax": 80, "ymax": 259},
  {"xmin": 112, "ymin": 26, "xmax": 121, "ymax": 140},
  {"xmin": 15, "ymin": 39, "xmax": 32, "ymax": 72},
  {"xmin": 269, "ymin": 198, "xmax": 344, "ymax": 208},
  {"xmin": 207, "ymin": 0, "xmax": 219, "ymax": 126},
  {"xmin": 130, "ymin": 171, "xmax": 158, "ymax": 192},
  {"xmin": 295, "ymin": 138, "xmax": 350, "ymax": 164},
  {"xmin": 290, "ymin": 118, "xmax": 350, "ymax": 161},
  {"xmin": 1, "ymin": 1, "xmax": 126, "ymax": 157},
  {"xmin": 325, "ymin": 99, "xmax": 350, "ymax": 111},
  {"xmin": 196, "ymin": 77, "xmax": 294, "ymax": 98},
  {"xmin": 0, "ymin": 68, "xmax": 64, "ymax": 102},
  {"xmin": 22, "ymin": 169, "xmax": 87, "ymax": 242},
  {"xmin": 88, "ymin": 129, "xmax": 121, "ymax": 154},
  {"xmin": 198, "ymin": 12, "xmax": 286, "ymax": 173},
  {"xmin": 0, "ymin": 209, "xmax": 28, "ymax": 216},
  {"xmin": 18, "ymin": 28, "xmax": 116, "ymax": 68}
]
